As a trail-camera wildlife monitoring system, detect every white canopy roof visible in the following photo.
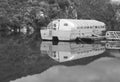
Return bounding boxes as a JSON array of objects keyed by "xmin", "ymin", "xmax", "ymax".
[{"xmin": 60, "ymin": 19, "xmax": 105, "ymax": 27}]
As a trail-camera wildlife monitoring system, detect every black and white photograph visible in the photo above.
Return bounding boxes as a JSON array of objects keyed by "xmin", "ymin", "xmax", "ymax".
[{"xmin": 0, "ymin": 0, "xmax": 120, "ymax": 82}]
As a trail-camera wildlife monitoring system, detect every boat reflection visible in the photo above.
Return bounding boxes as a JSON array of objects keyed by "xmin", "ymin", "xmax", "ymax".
[
  {"xmin": 105, "ymin": 41, "xmax": 120, "ymax": 58},
  {"xmin": 41, "ymin": 41, "xmax": 106, "ymax": 63},
  {"xmin": 105, "ymin": 41, "xmax": 120, "ymax": 49}
]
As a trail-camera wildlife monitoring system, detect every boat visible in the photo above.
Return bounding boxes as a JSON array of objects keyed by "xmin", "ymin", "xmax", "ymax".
[
  {"xmin": 40, "ymin": 19, "xmax": 106, "ymax": 41},
  {"xmin": 105, "ymin": 31, "xmax": 120, "ymax": 40}
]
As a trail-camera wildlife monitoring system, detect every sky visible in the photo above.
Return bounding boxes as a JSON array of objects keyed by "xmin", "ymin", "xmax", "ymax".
[{"xmin": 111, "ymin": 0, "xmax": 120, "ymax": 3}]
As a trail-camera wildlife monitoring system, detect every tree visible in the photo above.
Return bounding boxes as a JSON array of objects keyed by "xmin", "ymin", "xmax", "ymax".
[{"xmin": 73, "ymin": 0, "xmax": 118, "ymax": 30}]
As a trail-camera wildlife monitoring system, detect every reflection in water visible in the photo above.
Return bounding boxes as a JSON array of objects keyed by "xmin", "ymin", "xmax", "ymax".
[
  {"xmin": 105, "ymin": 41, "xmax": 120, "ymax": 58},
  {"xmin": 11, "ymin": 58, "xmax": 120, "ymax": 82},
  {"xmin": 0, "ymin": 38, "xmax": 56, "ymax": 82},
  {"xmin": 41, "ymin": 41, "xmax": 106, "ymax": 63},
  {"xmin": 11, "ymin": 41, "xmax": 120, "ymax": 82},
  {"xmin": 105, "ymin": 41, "xmax": 120, "ymax": 49},
  {"xmin": 0, "ymin": 36, "xmax": 119, "ymax": 82}
]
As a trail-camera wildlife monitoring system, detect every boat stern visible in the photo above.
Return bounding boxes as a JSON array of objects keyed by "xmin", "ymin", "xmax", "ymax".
[{"xmin": 40, "ymin": 29, "xmax": 52, "ymax": 40}]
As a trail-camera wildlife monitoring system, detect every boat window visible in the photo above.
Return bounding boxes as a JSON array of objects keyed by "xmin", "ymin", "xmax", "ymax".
[
  {"xmin": 53, "ymin": 28, "xmax": 56, "ymax": 30},
  {"xmin": 54, "ymin": 54, "xmax": 56, "ymax": 57},
  {"xmin": 54, "ymin": 24, "xmax": 56, "ymax": 27},
  {"xmin": 47, "ymin": 23, "xmax": 53, "ymax": 29},
  {"xmin": 82, "ymin": 33, "xmax": 84, "ymax": 35},
  {"xmin": 53, "ymin": 51, "xmax": 56, "ymax": 57},
  {"xmin": 64, "ymin": 23, "xmax": 68, "ymax": 26},
  {"xmin": 64, "ymin": 56, "xmax": 68, "ymax": 59}
]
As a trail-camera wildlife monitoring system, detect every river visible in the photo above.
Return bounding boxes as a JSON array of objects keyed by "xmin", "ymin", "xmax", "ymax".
[{"xmin": 0, "ymin": 34, "xmax": 120, "ymax": 82}]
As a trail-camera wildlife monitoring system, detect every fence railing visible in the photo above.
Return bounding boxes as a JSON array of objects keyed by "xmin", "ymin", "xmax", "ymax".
[{"xmin": 105, "ymin": 31, "xmax": 120, "ymax": 40}]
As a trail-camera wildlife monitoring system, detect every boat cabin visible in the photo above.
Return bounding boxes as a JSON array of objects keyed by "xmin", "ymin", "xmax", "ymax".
[{"xmin": 41, "ymin": 19, "xmax": 106, "ymax": 41}]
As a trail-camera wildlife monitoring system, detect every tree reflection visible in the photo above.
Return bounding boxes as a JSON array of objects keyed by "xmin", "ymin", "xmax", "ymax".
[{"xmin": 0, "ymin": 36, "xmax": 116, "ymax": 82}]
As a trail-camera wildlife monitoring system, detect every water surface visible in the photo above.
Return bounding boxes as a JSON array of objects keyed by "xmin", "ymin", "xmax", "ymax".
[{"xmin": 0, "ymin": 34, "xmax": 120, "ymax": 82}]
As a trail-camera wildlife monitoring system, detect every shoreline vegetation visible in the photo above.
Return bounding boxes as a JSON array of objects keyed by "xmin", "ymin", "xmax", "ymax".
[
  {"xmin": 0, "ymin": 0, "xmax": 120, "ymax": 38},
  {"xmin": 0, "ymin": 1, "xmax": 120, "ymax": 82}
]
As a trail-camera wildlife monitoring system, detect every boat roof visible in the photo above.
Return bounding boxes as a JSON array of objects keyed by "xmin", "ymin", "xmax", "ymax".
[{"xmin": 59, "ymin": 19, "xmax": 105, "ymax": 27}]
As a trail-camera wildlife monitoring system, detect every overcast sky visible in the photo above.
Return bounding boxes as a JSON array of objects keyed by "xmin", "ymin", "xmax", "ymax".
[{"xmin": 111, "ymin": 0, "xmax": 120, "ymax": 3}]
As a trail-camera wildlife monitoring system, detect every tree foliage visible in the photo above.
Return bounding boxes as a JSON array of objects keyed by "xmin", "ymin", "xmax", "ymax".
[{"xmin": 0, "ymin": 0, "xmax": 120, "ymax": 34}]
